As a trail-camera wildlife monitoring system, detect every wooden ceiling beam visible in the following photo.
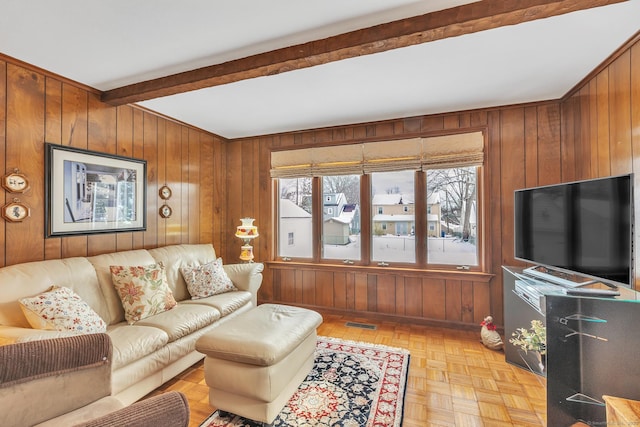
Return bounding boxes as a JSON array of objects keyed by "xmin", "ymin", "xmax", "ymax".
[{"xmin": 101, "ymin": 0, "xmax": 626, "ymax": 105}]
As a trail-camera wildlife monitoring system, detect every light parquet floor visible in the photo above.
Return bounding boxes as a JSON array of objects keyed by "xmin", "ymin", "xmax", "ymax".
[{"xmin": 148, "ymin": 311, "xmax": 547, "ymax": 427}]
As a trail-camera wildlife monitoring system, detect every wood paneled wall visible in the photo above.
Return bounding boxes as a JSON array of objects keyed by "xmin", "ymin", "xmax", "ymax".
[
  {"xmin": 225, "ymin": 35, "xmax": 640, "ymax": 328},
  {"xmin": 0, "ymin": 57, "xmax": 227, "ymax": 266},
  {"xmin": 562, "ymin": 34, "xmax": 640, "ymax": 284}
]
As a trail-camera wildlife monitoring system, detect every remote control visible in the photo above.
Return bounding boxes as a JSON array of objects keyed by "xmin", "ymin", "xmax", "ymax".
[{"xmin": 565, "ymin": 288, "xmax": 620, "ymax": 297}]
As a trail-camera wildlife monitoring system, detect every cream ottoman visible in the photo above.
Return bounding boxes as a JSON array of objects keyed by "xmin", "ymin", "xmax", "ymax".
[{"xmin": 195, "ymin": 304, "xmax": 323, "ymax": 424}]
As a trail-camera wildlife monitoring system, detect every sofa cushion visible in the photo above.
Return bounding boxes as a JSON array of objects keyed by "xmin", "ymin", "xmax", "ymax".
[
  {"xmin": 110, "ymin": 263, "xmax": 177, "ymax": 325},
  {"xmin": 88, "ymin": 250, "xmax": 159, "ymax": 326},
  {"xmin": 0, "ymin": 257, "xmax": 108, "ymax": 328},
  {"xmin": 182, "ymin": 290, "xmax": 252, "ymax": 317},
  {"xmin": 147, "ymin": 244, "xmax": 217, "ymax": 302},
  {"xmin": 19, "ymin": 286, "xmax": 107, "ymax": 334},
  {"xmin": 135, "ymin": 304, "xmax": 221, "ymax": 342},
  {"xmin": 180, "ymin": 258, "xmax": 237, "ymax": 299},
  {"xmin": 106, "ymin": 323, "xmax": 170, "ymax": 369}
]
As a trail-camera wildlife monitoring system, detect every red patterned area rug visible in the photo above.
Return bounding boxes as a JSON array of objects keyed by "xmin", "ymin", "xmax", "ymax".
[{"xmin": 199, "ymin": 336, "xmax": 410, "ymax": 427}]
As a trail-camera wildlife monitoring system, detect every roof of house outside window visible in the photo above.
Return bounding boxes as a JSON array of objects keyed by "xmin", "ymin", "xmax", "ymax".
[
  {"xmin": 372, "ymin": 214, "xmax": 415, "ymax": 222},
  {"xmin": 371, "ymin": 194, "xmax": 414, "ymax": 205},
  {"xmin": 279, "ymin": 199, "xmax": 312, "ymax": 218}
]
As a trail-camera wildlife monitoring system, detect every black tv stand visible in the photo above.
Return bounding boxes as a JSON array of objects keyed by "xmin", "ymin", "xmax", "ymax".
[{"xmin": 503, "ymin": 265, "xmax": 640, "ymax": 426}]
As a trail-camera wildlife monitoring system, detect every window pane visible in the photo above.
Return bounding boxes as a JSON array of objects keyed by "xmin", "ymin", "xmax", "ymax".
[
  {"xmin": 322, "ymin": 175, "xmax": 361, "ymax": 261},
  {"xmin": 371, "ymin": 170, "xmax": 415, "ymax": 263},
  {"xmin": 426, "ymin": 167, "xmax": 478, "ymax": 266},
  {"xmin": 278, "ymin": 178, "xmax": 313, "ymax": 258}
]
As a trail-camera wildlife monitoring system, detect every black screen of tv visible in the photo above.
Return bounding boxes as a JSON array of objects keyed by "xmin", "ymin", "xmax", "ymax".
[{"xmin": 514, "ymin": 174, "xmax": 633, "ymax": 287}]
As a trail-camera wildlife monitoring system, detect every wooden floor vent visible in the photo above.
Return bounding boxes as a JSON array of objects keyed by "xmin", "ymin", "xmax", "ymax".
[{"xmin": 345, "ymin": 321, "xmax": 377, "ymax": 330}]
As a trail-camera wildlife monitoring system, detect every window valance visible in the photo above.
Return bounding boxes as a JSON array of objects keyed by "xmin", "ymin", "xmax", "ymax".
[
  {"xmin": 270, "ymin": 131, "xmax": 483, "ymax": 178},
  {"xmin": 421, "ymin": 132, "xmax": 484, "ymax": 168}
]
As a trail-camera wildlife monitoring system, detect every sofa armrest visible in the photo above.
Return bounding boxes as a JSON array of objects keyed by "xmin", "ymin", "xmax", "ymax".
[
  {"xmin": 72, "ymin": 391, "xmax": 190, "ymax": 427},
  {"xmin": 224, "ymin": 262, "xmax": 264, "ymax": 306},
  {"xmin": 0, "ymin": 334, "xmax": 112, "ymax": 427}
]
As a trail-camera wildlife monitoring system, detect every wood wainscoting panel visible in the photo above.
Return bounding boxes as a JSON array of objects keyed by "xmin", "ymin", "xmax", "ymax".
[
  {"xmin": 143, "ymin": 112, "xmax": 159, "ymax": 249},
  {"xmin": 131, "ymin": 107, "xmax": 146, "ymax": 250},
  {"xmin": 265, "ymin": 264, "xmax": 493, "ymax": 328},
  {"xmin": 609, "ymin": 48, "xmax": 633, "ymax": 176},
  {"xmin": 87, "ymin": 93, "xmax": 118, "ymax": 256},
  {"xmin": 6, "ymin": 63, "xmax": 45, "ymax": 265},
  {"xmin": 43, "ymin": 77, "xmax": 62, "ymax": 260},
  {"xmin": 0, "ymin": 61, "xmax": 6, "ymax": 266},
  {"xmin": 115, "ymin": 105, "xmax": 135, "ymax": 252},
  {"xmin": 376, "ymin": 274, "xmax": 397, "ymax": 315},
  {"xmin": 198, "ymin": 133, "xmax": 215, "ymax": 246}
]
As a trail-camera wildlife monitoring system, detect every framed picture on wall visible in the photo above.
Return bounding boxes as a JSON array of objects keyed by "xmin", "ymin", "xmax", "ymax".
[{"xmin": 45, "ymin": 143, "xmax": 147, "ymax": 237}]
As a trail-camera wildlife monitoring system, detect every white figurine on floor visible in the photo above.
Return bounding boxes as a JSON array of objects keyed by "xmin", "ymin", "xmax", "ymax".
[{"xmin": 480, "ymin": 315, "xmax": 503, "ymax": 351}]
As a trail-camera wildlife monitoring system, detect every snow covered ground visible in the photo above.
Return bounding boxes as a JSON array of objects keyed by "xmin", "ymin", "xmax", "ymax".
[{"xmin": 323, "ymin": 235, "xmax": 477, "ymax": 265}]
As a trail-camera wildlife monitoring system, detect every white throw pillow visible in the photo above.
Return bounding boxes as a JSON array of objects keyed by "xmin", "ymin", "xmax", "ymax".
[
  {"xmin": 19, "ymin": 285, "xmax": 107, "ymax": 334},
  {"xmin": 180, "ymin": 258, "xmax": 237, "ymax": 299}
]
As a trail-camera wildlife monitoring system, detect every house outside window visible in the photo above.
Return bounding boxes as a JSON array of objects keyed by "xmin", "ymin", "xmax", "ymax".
[
  {"xmin": 371, "ymin": 170, "xmax": 415, "ymax": 263},
  {"xmin": 277, "ymin": 178, "xmax": 313, "ymax": 258},
  {"xmin": 322, "ymin": 175, "xmax": 361, "ymax": 261}
]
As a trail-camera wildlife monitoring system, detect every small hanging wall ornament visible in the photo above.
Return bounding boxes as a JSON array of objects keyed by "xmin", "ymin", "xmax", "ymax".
[
  {"xmin": 2, "ymin": 198, "xmax": 30, "ymax": 222},
  {"xmin": 159, "ymin": 204, "xmax": 172, "ymax": 218},
  {"xmin": 159, "ymin": 185, "xmax": 172, "ymax": 200},
  {"xmin": 2, "ymin": 169, "xmax": 30, "ymax": 193}
]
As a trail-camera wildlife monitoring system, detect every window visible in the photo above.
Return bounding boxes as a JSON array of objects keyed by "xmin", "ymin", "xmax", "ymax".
[
  {"xmin": 371, "ymin": 170, "xmax": 415, "ymax": 263},
  {"xmin": 322, "ymin": 175, "xmax": 361, "ymax": 261},
  {"xmin": 426, "ymin": 167, "xmax": 478, "ymax": 266},
  {"xmin": 271, "ymin": 132, "xmax": 484, "ymax": 270},
  {"xmin": 277, "ymin": 178, "xmax": 313, "ymax": 258}
]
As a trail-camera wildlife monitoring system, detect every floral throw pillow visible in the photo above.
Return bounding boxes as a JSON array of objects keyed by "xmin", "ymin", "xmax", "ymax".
[
  {"xmin": 110, "ymin": 262, "xmax": 177, "ymax": 324},
  {"xmin": 19, "ymin": 285, "xmax": 107, "ymax": 334},
  {"xmin": 180, "ymin": 258, "xmax": 237, "ymax": 299}
]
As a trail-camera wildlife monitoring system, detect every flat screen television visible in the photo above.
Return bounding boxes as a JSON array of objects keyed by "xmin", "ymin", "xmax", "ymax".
[{"xmin": 514, "ymin": 174, "xmax": 634, "ymax": 288}]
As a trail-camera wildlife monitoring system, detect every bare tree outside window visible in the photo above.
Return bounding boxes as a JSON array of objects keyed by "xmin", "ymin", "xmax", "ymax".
[{"xmin": 426, "ymin": 167, "xmax": 478, "ymax": 266}]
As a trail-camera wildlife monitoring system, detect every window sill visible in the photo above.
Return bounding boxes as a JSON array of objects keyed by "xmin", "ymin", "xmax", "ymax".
[{"xmin": 265, "ymin": 260, "xmax": 494, "ymax": 282}]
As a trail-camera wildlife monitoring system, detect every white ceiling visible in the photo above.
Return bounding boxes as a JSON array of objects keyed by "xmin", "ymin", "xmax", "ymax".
[{"xmin": 1, "ymin": 1, "xmax": 639, "ymax": 139}]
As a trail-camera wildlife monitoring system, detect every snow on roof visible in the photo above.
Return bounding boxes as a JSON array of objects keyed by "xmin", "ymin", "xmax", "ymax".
[
  {"xmin": 337, "ymin": 209, "xmax": 355, "ymax": 222},
  {"xmin": 325, "ymin": 216, "xmax": 351, "ymax": 225},
  {"xmin": 279, "ymin": 198, "xmax": 312, "ymax": 218},
  {"xmin": 427, "ymin": 192, "xmax": 440, "ymax": 204},
  {"xmin": 372, "ymin": 214, "xmax": 415, "ymax": 222},
  {"xmin": 372, "ymin": 193, "xmax": 414, "ymax": 205}
]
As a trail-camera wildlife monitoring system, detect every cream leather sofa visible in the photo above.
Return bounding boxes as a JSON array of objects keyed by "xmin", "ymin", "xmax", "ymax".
[{"xmin": 0, "ymin": 243, "xmax": 263, "ymax": 406}]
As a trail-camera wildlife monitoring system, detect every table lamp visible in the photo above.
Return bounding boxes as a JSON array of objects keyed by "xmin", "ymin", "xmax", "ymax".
[{"xmin": 235, "ymin": 218, "xmax": 258, "ymax": 262}]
